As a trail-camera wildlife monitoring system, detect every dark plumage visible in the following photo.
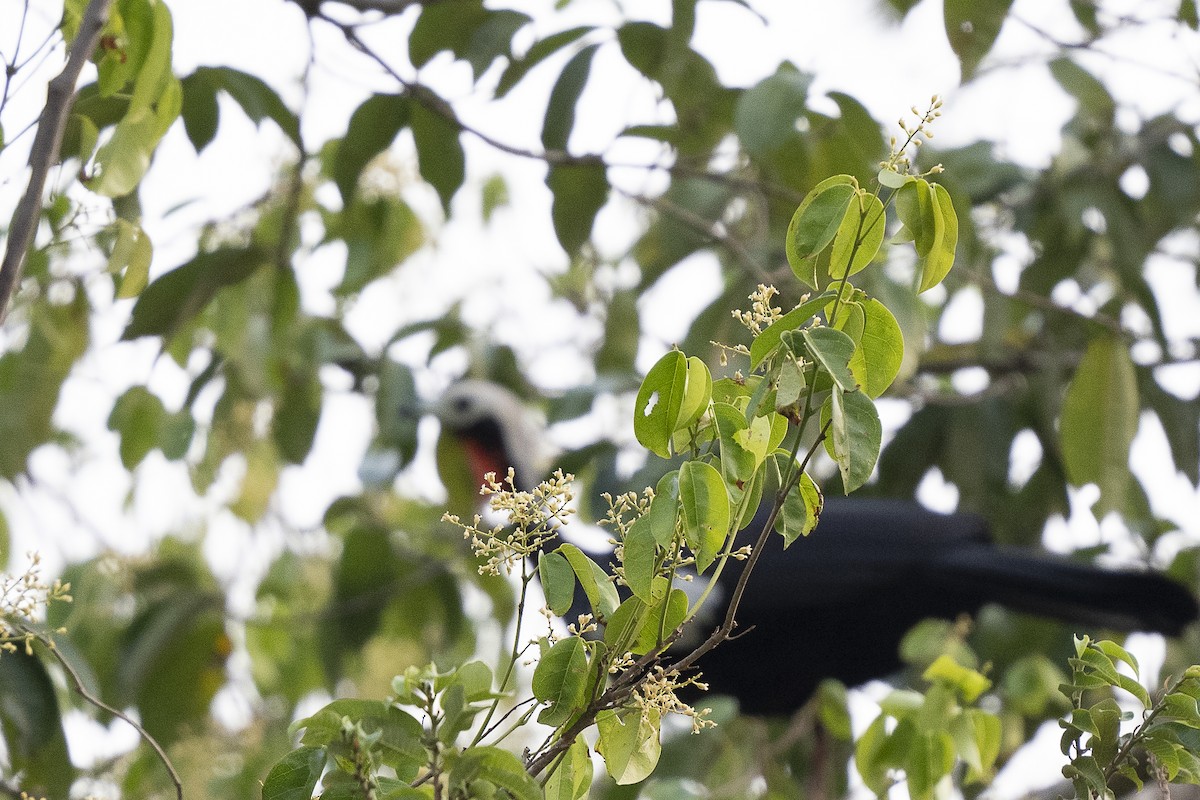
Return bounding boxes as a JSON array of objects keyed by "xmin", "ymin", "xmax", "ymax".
[{"xmin": 432, "ymin": 382, "xmax": 1199, "ymax": 713}]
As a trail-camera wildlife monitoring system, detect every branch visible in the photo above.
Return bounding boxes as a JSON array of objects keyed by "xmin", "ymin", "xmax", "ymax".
[
  {"xmin": 18, "ymin": 623, "xmax": 184, "ymax": 799},
  {"xmin": 623, "ymin": 188, "xmax": 776, "ymax": 286},
  {"xmin": 0, "ymin": 0, "xmax": 114, "ymax": 323},
  {"xmin": 321, "ymin": 13, "xmax": 807, "ymax": 215}
]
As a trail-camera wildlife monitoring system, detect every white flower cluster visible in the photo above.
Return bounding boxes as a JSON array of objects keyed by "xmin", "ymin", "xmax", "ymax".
[
  {"xmin": 1, "ymin": 552, "xmax": 72, "ymax": 656},
  {"xmin": 443, "ymin": 469, "xmax": 575, "ymax": 576}
]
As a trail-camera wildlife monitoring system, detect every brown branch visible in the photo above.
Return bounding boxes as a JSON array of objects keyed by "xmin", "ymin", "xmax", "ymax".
[
  {"xmin": 624, "ymin": 188, "xmax": 776, "ymax": 286},
  {"xmin": 320, "ymin": 11, "xmax": 806, "ymax": 218},
  {"xmin": 0, "ymin": 0, "xmax": 113, "ymax": 323},
  {"xmin": 19, "ymin": 623, "xmax": 184, "ymax": 799}
]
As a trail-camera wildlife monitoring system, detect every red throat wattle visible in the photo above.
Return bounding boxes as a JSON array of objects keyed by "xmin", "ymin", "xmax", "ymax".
[{"xmin": 463, "ymin": 439, "xmax": 512, "ymax": 489}]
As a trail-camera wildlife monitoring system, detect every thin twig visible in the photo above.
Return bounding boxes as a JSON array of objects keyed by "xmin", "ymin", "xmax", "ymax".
[
  {"xmin": 321, "ymin": 12, "xmax": 807, "ymax": 217},
  {"xmin": 623, "ymin": 188, "xmax": 775, "ymax": 285},
  {"xmin": 972, "ymin": 268, "xmax": 1127, "ymax": 338},
  {"xmin": 0, "ymin": 0, "xmax": 114, "ymax": 323},
  {"xmin": 19, "ymin": 623, "xmax": 184, "ymax": 799}
]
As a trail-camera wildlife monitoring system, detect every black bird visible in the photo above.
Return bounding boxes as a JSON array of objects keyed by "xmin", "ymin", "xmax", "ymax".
[{"xmin": 431, "ymin": 381, "xmax": 1199, "ymax": 713}]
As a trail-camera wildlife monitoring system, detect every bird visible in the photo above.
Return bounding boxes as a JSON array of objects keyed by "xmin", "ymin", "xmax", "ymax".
[{"xmin": 430, "ymin": 380, "xmax": 1199, "ymax": 714}]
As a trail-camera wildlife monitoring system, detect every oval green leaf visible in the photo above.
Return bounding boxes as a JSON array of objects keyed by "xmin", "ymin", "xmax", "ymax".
[
  {"xmin": 749, "ymin": 289, "xmax": 836, "ymax": 369},
  {"xmin": 800, "ymin": 326, "xmax": 858, "ymax": 391},
  {"xmin": 918, "ymin": 182, "xmax": 958, "ymax": 292},
  {"xmin": 678, "ymin": 460, "xmax": 730, "ymax": 573},
  {"xmin": 533, "ymin": 636, "xmax": 590, "ymax": 727},
  {"xmin": 596, "ymin": 707, "xmax": 662, "ymax": 786},
  {"xmin": 539, "ymin": 551, "xmax": 576, "ymax": 616},
  {"xmin": 830, "ymin": 192, "xmax": 886, "ymax": 279},
  {"xmin": 850, "ymin": 297, "xmax": 905, "ymax": 398},
  {"xmin": 634, "ymin": 350, "xmax": 688, "ymax": 458},
  {"xmin": 1059, "ymin": 336, "xmax": 1138, "ymax": 515},
  {"xmin": 822, "ymin": 387, "xmax": 882, "ymax": 493},
  {"xmin": 786, "ymin": 178, "xmax": 857, "ymax": 267},
  {"xmin": 556, "ymin": 543, "xmax": 620, "ymax": 618}
]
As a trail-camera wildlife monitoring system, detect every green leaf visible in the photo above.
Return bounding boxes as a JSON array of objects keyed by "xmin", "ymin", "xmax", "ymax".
[
  {"xmin": 274, "ymin": 366, "xmax": 321, "ymax": 464},
  {"xmin": 823, "ymin": 387, "xmax": 882, "ymax": 493},
  {"xmin": 734, "ymin": 63, "xmax": 812, "ymax": 159},
  {"xmin": 596, "ymin": 707, "xmax": 662, "ymax": 785},
  {"xmin": 0, "ymin": 650, "xmax": 72, "ymax": 798},
  {"xmin": 410, "ymin": 101, "xmax": 465, "ymax": 215},
  {"xmin": 678, "ymin": 460, "xmax": 730, "ymax": 573},
  {"xmin": 331, "ymin": 196, "xmax": 425, "ymax": 295},
  {"xmin": 749, "ymin": 289, "xmax": 836, "ymax": 369},
  {"xmin": 855, "ymin": 716, "xmax": 892, "ymax": 794},
  {"xmin": 829, "ymin": 192, "xmax": 886, "ymax": 279},
  {"xmin": 1060, "ymin": 336, "xmax": 1138, "ymax": 514},
  {"xmin": 374, "ymin": 358, "xmax": 419, "ymax": 469},
  {"xmin": 108, "ymin": 386, "xmax": 166, "ymax": 468},
  {"xmin": 1049, "ymin": 57, "xmax": 1115, "ymax": 125},
  {"xmin": 480, "ymin": 173, "xmax": 509, "ymax": 222},
  {"xmin": 604, "ymin": 595, "xmax": 649, "ymax": 655},
  {"xmin": 408, "ymin": 0, "xmax": 489, "ymax": 69},
  {"xmin": 919, "ymin": 183, "xmax": 958, "ymax": 292},
  {"xmin": 1092, "ymin": 639, "xmax": 1139, "ymax": 675},
  {"xmin": 261, "ymin": 746, "xmax": 326, "ymax": 800},
  {"xmin": 676, "ymin": 356, "xmax": 712, "ymax": 430},
  {"xmin": 777, "ymin": 471, "xmax": 823, "ymax": 546},
  {"xmin": 107, "ymin": 218, "xmax": 153, "ymax": 298},
  {"xmin": 596, "ymin": 290, "xmax": 640, "ymax": 373},
  {"xmin": 1181, "ymin": 0, "xmax": 1199, "ymax": 28},
  {"xmin": 944, "ymin": 0, "xmax": 1015, "ymax": 80},
  {"xmin": 878, "ymin": 168, "xmax": 910, "ymax": 189},
  {"xmin": 295, "ymin": 705, "xmax": 427, "ymax": 777},
  {"xmin": 333, "ymin": 94, "xmax": 410, "ymax": 203},
  {"xmin": 533, "ymin": 637, "xmax": 590, "ymax": 727},
  {"xmin": 89, "ymin": 85, "xmax": 180, "ymax": 197},
  {"xmin": 542, "ymin": 44, "xmax": 600, "ymax": 152},
  {"xmin": 181, "ymin": 66, "xmax": 302, "ymax": 152},
  {"xmin": 1162, "ymin": 692, "xmax": 1200, "ymax": 728},
  {"xmin": 800, "ymin": 326, "xmax": 858, "ymax": 391},
  {"xmin": 545, "ymin": 734, "xmax": 593, "ymax": 800},
  {"xmin": 539, "ymin": 551, "xmax": 576, "ymax": 616},
  {"xmin": 922, "ymin": 654, "xmax": 991, "ymax": 702},
  {"xmin": 449, "ymin": 747, "xmax": 542, "ymax": 800},
  {"xmin": 895, "ymin": 178, "xmax": 935, "ymax": 255},
  {"xmin": 0, "ymin": 294, "xmax": 89, "ymax": 478},
  {"xmin": 634, "ymin": 350, "xmax": 688, "ymax": 457},
  {"xmin": 120, "ymin": 593, "xmax": 228, "ymax": 745},
  {"xmin": 713, "ymin": 402, "xmax": 755, "ymax": 485},
  {"xmin": 127, "ymin": 1, "xmax": 174, "ymax": 114},
  {"xmin": 623, "ymin": 512, "xmax": 657, "ymax": 603},
  {"xmin": 1141, "ymin": 730, "xmax": 1182, "ymax": 779},
  {"xmin": 849, "ymin": 297, "xmax": 905, "ymax": 398},
  {"xmin": 644, "ymin": 470, "xmax": 680, "ymax": 547},
  {"xmin": 122, "ymin": 247, "xmax": 265, "ymax": 341},
  {"xmin": 631, "ymin": 585, "xmax": 688, "ymax": 654},
  {"xmin": 445, "ymin": 660, "xmax": 496, "ymax": 703},
  {"xmin": 496, "ymin": 26, "xmax": 595, "ymax": 98},
  {"xmin": 906, "ymin": 731, "xmax": 956, "ymax": 800},
  {"xmin": 546, "ymin": 162, "xmax": 609, "ymax": 254},
  {"xmin": 786, "ymin": 176, "xmax": 857, "ymax": 267},
  {"xmin": 556, "ymin": 543, "xmax": 619, "ymax": 618}
]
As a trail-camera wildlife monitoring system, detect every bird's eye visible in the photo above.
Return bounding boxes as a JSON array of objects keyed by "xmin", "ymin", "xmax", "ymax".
[{"xmin": 452, "ymin": 396, "xmax": 471, "ymax": 414}]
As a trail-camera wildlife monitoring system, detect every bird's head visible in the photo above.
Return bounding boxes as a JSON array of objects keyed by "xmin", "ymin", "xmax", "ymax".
[{"xmin": 430, "ymin": 380, "xmax": 548, "ymax": 495}]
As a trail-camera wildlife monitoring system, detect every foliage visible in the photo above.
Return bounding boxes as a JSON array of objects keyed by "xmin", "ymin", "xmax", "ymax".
[
  {"xmin": 261, "ymin": 107, "xmax": 966, "ymax": 796},
  {"xmin": 1061, "ymin": 637, "xmax": 1200, "ymax": 800},
  {"xmin": 0, "ymin": 0, "xmax": 1198, "ymax": 798}
]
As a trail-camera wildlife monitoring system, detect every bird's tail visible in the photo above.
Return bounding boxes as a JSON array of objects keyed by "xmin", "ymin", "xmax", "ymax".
[{"xmin": 930, "ymin": 547, "xmax": 1198, "ymax": 636}]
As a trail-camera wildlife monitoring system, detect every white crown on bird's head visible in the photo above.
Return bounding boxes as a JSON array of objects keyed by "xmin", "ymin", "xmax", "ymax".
[{"xmin": 431, "ymin": 380, "xmax": 556, "ymax": 492}]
